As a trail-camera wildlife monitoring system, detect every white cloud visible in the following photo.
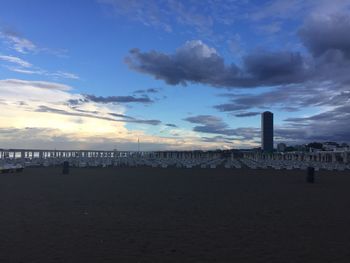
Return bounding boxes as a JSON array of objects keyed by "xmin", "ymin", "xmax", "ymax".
[
  {"xmin": 0, "ymin": 53, "xmax": 79, "ymax": 80},
  {"xmin": 0, "ymin": 79, "xmax": 72, "ymax": 91},
  {"xmin": 48, "ymin": 71, "xmax": 80, "ymax": 80},
  {"xmin": 179, "ymin": 40, "xmax": 218, "ymax": 58},
  {"xmin": 0, "ymin": 55, "xmax": 32, "ymax": 68},
  {"xmin": 5, "ymin": 66, "xmax": 45, "ymax": 75},
  {"xmin": 7, "ymin": 35, "xmax": 36, "ymax": 54},
  {"xmin": 7, "ymin": 66, "xmax": 79, "ymax": 80},
  {"xmin": 0, "ymin": 31, "xmax": 37, "ymax": 54},
  {"xmin": 0, "ymin": 78, "xmax": 232, "ymax": 150}
]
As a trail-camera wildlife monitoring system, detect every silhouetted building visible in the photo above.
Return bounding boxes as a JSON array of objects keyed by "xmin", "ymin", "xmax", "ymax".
[{"xmin": 261, "ymin": 111, "xmax": 274, "ymax": 152}]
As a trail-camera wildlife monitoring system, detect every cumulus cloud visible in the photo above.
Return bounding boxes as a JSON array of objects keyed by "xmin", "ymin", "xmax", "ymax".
[
  {"xmin": 126, "ymin": 40, "xmax": 308, "ymax": 88},
  {"xmin": 126, "ymin": 9, "xmax": 350, "ymax": 92},
  {"xmin": 103, "ymin": 1, "xmax": 350, "ymax": 145}
]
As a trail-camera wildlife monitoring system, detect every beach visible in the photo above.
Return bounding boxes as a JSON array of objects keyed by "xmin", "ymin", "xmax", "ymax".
[{"xmin": 1, "ymin": 167, "xmax": 350, "ymax": 262}]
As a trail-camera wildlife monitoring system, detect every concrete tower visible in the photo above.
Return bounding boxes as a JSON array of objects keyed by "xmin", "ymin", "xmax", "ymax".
[{"xmin": 261, "ymin": 111, "xmax": 274, "ymax": 152}]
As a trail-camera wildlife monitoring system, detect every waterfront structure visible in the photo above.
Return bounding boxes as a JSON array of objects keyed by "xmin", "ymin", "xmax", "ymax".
[
  {"xmin": 0, "ymin": 149, "xmax": 222, "ymax": 161},
  {"xmin": 261, "ymin": 111, "xmax": 274, "ymax": 152},
  {"xmin": 277, "ymin": 143, "xmax": 286, "ymax": 152},
  {"xmin": 1, "ymin": 148, "xmax": 349, "ymax": 171},
  {"xmin": 243, "ymin": 150, "xmax": 349, "ymax": 164}
]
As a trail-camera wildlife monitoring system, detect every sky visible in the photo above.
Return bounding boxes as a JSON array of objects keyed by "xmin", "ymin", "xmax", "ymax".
[{"xmin": 0, "ymin": 0, "xmax": 350, "ymax": 151}]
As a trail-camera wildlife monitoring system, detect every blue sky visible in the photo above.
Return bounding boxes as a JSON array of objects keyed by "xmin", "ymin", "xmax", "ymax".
[{"xmin": 0, "ymin": 0, "xmax": 350, "ymax": 150}]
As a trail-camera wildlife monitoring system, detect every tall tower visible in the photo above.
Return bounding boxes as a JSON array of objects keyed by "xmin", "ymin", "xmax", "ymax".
[{"xmin": 261, "ymin": 111, "xmax": 274, "ymax": 152}]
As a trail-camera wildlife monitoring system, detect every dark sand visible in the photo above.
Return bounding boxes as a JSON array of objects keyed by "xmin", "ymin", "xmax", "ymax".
[{"xmin": 1, "ymin": 167, "xmax": 350, "ymax": 263}]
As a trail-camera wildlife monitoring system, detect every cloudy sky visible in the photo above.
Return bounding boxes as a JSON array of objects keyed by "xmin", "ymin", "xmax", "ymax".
[{"xmin": 1, "ymin": 0, "xmax": 350, "ymax": 150}]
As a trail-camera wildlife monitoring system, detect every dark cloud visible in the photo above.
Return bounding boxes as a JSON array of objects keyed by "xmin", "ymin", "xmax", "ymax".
[
  {"xmin": 280, "ymin": 106, "xmax": 300, "ymax": 112},
  {"xmin": 108, "ymin": 112, "xmax": 161, "ymax": 125},
  {"xmin": 299, "ymin": 14, "xmax": 350, "ymax": 59},
  {"xmin": 184, "ymin": 115, "xmax": 223, "ymax": 125},
  {"xmin": 66, "ymin": 106, "xmax": 100, "ymax": 115},
  {"xmin": 214, "ymin": 103, "xmax": 250, "ymax": 112},
  {"xmin": 279, "ymin": 105, "xmax": 350, "ymax": 143},
  {"xmin": 208, "ymin": 87, "xmax": 350, "ymax": 143},
  {"xmin": 67, "ymin": 94, "xmax": 154, "ymax": 107},
  {"xmin": 165, "ymin": 123, "xmax": 177, "ymax": 127},
  {"xmin": 201, "ymin": 135, "xmax": 235, "ymax": 144},
  {"xmin": 125, "ymin": 12, "xmax": 350, "ymax": 96},
  {"xmin": 134, "ymin": 88, "xmax": 160, "ymax": 94},
  {"xmin": 36, "ymin": 105, "xmax": 161, "ymax": 126},
  {"xmin": 108, "ymin": 112, "xmax": 134, "ymax": 120},
  {"xmin": 285, "ymin": 105, "xmax": 350, "ymax": 123},
  {"xmin": 67, "ymin": 98, "xmax": 88, "ymax": 106},
  {"xmin": 297, "ymin": 13, "xmax": 350, "ymax": 88},
  {"xmin": 214, "ymin": 82, "xmax": 349, "ymax": 113},
  {"xmin": 243, "ymin": 51, "xmax": 306, "ymax": 84},
  {"xmin": 234, "ymin": 112, "xmax": 260, "ymax": 117},
  {"xmin": 184, "ymin": 115, "xmax": 234, "ymax": 136},
  {"xmin": 184, "ymin": 114, "xmax": 259, "ymax": 140},
  {"xmin": 126, "ymin": 40, "xmax": 307, "ymax": 88},
  {"xmin": 128, "ymin": 118, "xmax": 161, "ymax": 125},
  {"xmin": 85, "ymin": 94, "xmax": 153, "ymax": 104}
]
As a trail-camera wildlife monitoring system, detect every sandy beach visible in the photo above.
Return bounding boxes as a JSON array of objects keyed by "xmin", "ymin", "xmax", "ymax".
[{"xmin": 1, "ymin": 167, "xmax": 350, "ymax": 262}]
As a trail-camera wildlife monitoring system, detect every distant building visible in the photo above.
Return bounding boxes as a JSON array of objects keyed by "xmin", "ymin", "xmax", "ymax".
[
  {"xmin": 261, "ymin": 111, "xmax": 274, "ymax": 152},
  {"xmin": 277, "ymin": 143, "xmax": 286, "ymax": 152},
  {"xmin": 295, "ymin": 144, "xmax": 307, "ymax": 152},
  {"xmin": 323, "ymin": 142, "xmax": 338, "ymax": 151}
]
